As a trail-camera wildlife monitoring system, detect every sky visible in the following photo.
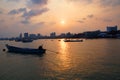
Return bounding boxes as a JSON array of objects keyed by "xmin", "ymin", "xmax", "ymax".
[{"xmin": 0, "ymin": 0, "xmax": 120, "ymax": 37}]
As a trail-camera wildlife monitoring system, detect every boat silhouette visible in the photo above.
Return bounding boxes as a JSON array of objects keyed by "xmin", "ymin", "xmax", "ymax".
[{"xmin": 6, "ymin": 44, "xmax": 46, "ymax": 54}]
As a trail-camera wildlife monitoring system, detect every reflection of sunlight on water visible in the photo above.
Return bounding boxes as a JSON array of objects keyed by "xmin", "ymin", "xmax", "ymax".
[
  {"xmin": 59, "ymin": 39, "xmax": 67, "ymax": 54},
  {"xmin": 56, "ymin": 39, "xmax": 72, "ymax": 71}
]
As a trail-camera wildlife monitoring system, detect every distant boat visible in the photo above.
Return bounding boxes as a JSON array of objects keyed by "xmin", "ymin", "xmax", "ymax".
[
  {"xmin": 22, "ymin": 39, "xmax": 33, "ymax": 43},
  {"xmin": 15, "ymin": 38, "xmax": 33, "ymax": 43},
  {"xmin": 15, "ymin": 38, "xmax": 22, "ymax": 42},
  {"xmin": 6, "ymin": 44, "xmax": 46, "ymax": 54},
  {"xmin": 9, "ymin": 39, "xmax": 14, "ymax": 41},
  {"xmin": 64, "ymin": 39, "xmax": 83, "ymax": 42}
]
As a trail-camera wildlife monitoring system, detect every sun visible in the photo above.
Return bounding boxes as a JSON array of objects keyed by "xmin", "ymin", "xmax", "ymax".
[{"xmin": 60, "ymin": 20, "xmax": 65, "ymax": 25}]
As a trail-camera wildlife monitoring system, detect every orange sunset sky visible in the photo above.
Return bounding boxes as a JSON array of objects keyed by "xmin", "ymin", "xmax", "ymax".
[{"xmin": 0, "ymin": 0, "xmax": 120, "ymax": 37}]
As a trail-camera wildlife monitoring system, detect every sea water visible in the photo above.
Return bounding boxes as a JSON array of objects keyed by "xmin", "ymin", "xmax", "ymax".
[{"xmin": 0, "ymin": 39, "xmax": 120, "ymax": 80}]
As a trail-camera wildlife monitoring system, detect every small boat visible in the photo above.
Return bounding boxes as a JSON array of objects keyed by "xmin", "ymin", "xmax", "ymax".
[
  {"xmin": 64, "ymin": 39, "xmax": 83, "ymax": 42},
  {"xmin": 15, "ymin": 38, "xmax": 33, "ymax": 43},
  {"xmin": 6, "ymin": 44, "xmax": 46, "ymax": 54},
  {"xmin": 15, "ymin": 38, "xmax": 22, "ymax": 42},
  {"xmin": 22, "ymin": 39, "xmax": 33, "ymax": 43}
]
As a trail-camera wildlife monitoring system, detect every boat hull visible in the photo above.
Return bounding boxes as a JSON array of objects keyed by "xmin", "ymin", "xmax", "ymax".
[
  {"xmin": 6, "ymin": 44, "xmax": 46, "ymax": 54},
  {"xmin": 64, "ymin": 39, "xmax": 83, "ymax": 42}
]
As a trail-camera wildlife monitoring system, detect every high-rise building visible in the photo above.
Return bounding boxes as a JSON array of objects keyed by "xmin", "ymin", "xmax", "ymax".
[
  {"xmin": 107, "ymin": 25, "xmax": 118, "ymax": 32},
  {"xmin": 50, "ymin": 32, "xmax": 56, "ymax": 38},
  {"xmin": 24, "ymin": 33, "xmax": 29, "ymax": 38},
  {"xmin": 19, "ymin": 33, "xmax": 22, "ymax": 39},
  {"xmin": 29, "ymin": 34, "xmax": 36, "ymax": 39}
]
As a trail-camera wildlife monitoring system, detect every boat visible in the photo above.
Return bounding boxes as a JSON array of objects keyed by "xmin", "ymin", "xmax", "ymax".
[
  {"xmin": 64, "ymin": 39, "xmax": 83, "ymax": 42},
  {"xmin": 6, "ymin": 44, "xmax": 46, "ymax": 54},
  {"xmin": 15, "ymin": 38, "xmax": 22, "ymax": 42},
  {"xmin": 15, "ymin": 38, "xmax": 33, "ymax": 43},
  {"xmin": 22, "ymin": 39, "xmax": 33, "ymax": 43}
]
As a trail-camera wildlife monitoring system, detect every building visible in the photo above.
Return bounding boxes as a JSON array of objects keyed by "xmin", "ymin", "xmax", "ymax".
[
  {"xmin": 59, "ymin": 33, "xmax": 66, "ymax": 38},
  {"xmin": 66, "ymin": 32, "xmax": 73, "ymax": 38},
  {"xmin": 19, "ymin": 33, "xmax": 22, "ymax": 39},
  {"xmin": 29, "ymin": 34, "xmax": 37, "ymax": 39},
  {"xmin": 98, "ymin": 32, "xmax": 107, "ymax": 38},
  {"xmin": 37, "ymin": 34, "xmax": 42, "ymax": 38},
  {"xmin": 84, "ymin": 30, "xmax": 101, "ymax": 38},
  {"xmin": 50, "ymin": 32, "xmax": 56, "ymax": 38},
  {"xmin": 24, "ymin": 33, "xmax": 29, "ymax": 38},
  {"xmin": 107, "ymin": 25, "xmax": 118, "ymax": 32}
]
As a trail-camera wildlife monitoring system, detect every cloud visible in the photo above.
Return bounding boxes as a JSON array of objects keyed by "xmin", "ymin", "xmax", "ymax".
[
  {"xmin": 99, "ymin": 0, "xmax": 120, "ymax": 7},
  {"xmin": 27, "ymin": 0, "xmax": 48, "ymax": 8},
  {"xmin": 77, "ymin": 20, "xmax": 84, "ymax": 23},
  {"xmin": 8, "ymin": 7, "xmax": 49, "ymax": 22},
  {"xmin": 8, "ymin": 8, "xmax": 27, "ymax": 15},
  {"xmin": 29, "ymin": 0, "xmax": 47, "ymax": 5},
  {"xmin": 77, "ymin": 14, "xmax": 94, "ymax": 23},
  {"xmin": 21, "ymin": 20, "xmax": 29, "ymax": 24},
  {"xmin": 37, "ymin": 22, "xmax": 45, "ymax": 25},
  {"xmin": 48, "ymin": 22, "xmax": 56, "ymax": 25},
  {"xmin": 67, "ymin": 0, "xmax": 120, "ymax": 7},
  {"xmin": 22, "ymin": 0, "xmax": 49, "ymax": 22},
  {"xmin": 10, "ymin": 7, "xmax": 49, "ymax": 24},
  {"xmin": 0, "ymin": 19, "xmax": 4, "ymax": 23},
  {"xmin": 5, "ymin": 0, "xmax": 20, "ymax": 2},
  {"xmin": 103, "ymin": 19, "xmax": 112, "ymax": 22},
  {"xmin": 18, "ymin": 8, "xmax": 27, "ymax": 12},
  {"xmin": 8, "ymin": 9, "xmax": 19, "ymax": 15},
  {"xmin": 87, "ymin": 14, "xmax": 94, "ymax": 18},
  {"xmin": 0, "ymin": 11, "xmax": 3, "ymax": 14},
  {"xmin": 67, "ymin": 0, "xmax": 93, "ymax": 4},
  {"xmin": 8, "ymin": 0, "xmax": 49, "ymax": 24},
  {"xmin": 82, "ymin": 18, "xmax": 86, "ymax": 20},
  {"xmin": 22, "ymin": 8, "xmax": 49, "ymax": 19}
]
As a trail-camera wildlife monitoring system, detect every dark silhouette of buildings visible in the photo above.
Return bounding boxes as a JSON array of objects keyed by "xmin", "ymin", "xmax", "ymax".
[{"xmin": 0, "ymin": 25, "xmax": 120, "ymax": 41}]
